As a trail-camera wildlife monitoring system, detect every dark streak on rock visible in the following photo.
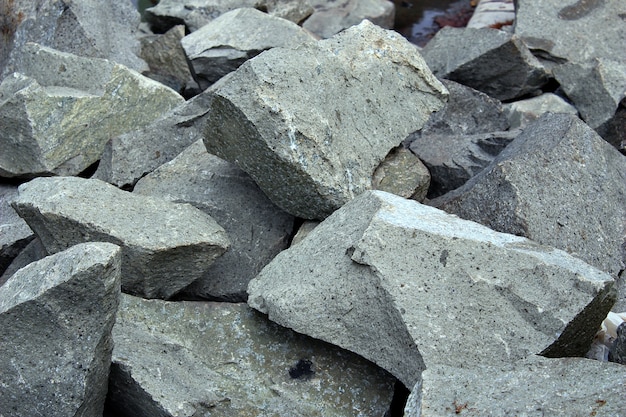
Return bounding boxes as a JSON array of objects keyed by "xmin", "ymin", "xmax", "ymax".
[{"xmin": 558, "ymin": 0, "xmax": 605, "ymax": 21}]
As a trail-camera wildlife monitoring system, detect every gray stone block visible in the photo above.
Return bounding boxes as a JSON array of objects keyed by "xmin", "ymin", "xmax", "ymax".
[{"xmin": 0, "ymin": 184, "xmax": 33, "ymax": 275}]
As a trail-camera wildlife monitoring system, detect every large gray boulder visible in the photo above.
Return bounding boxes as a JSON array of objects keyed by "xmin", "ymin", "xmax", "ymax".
[
  {"xmin": 421, "ymin": 27, "xmax": 548, "ymax": 101},
  {"xmin": 0, "ymin": 0, "xmax": 147, "ymax": 78},
  {"xmin": 181, "ymin": 8, "xmax": 316, "ymax": 90},
  {"xmin": 248, "ymin": 190, "xmax": 616, "ymax": 388},
  {"xmin": 0, "ymin": 184, "xmax": 33, "ymax": 275},
  {"xmin": 0, "ymin": 242, "xmax": 121, "ymax": 417},
  {"xmin": 432, "ymin": 113, "xmax": 626, "ymax": 279},
  {"xmin": 134, "ymin": 139, "xmax": 294, "ymax": 302},
  {"xmin": 108, "ymin": 294, "xmax": 396, "ymax": 417},
  {"xmin": 405, "ymin": 356, "xmax": 626, "ymax": 416},
  {"xmin": 11, "ymin": 176, "xmax": 230, "ymax": 299},
  {"xmin": 0, "ymin": 43, "xmax": 183, "ymax": 178},
  {"xmin": 202, "ymin": 20, "xmax": 448, "ymax": 219}
]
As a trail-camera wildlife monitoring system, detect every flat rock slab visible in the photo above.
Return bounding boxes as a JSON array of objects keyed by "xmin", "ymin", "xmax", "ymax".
[
  {"xmin": 182, "ymin": 8, "xmax": 316, "ymax": 89},
  {"xmin": 421, "ymin": 27, "xmax": 548, "ymax": 101},
  {"xmin": 134, "ymin": 139, "xmax": 294, "ymax": 302},
  {"xmin": 432, "ymin": 113, "xmax": 626, "ymax": 279},
  {"xmin": 407, "ymin": 356, "xmax": 626, "ymax": 416},
  {"xmin": 248, "ymin": 190, "xmax": 616, "ymax": 388},
  {"xmin": 11, "ymin": 176, "xmax": 230, "ymax": 299},
  {"xmin": 202, "ymin": 20, "xmax": 447, "ymax": 219},
  {"xmin": 0, "ymin": 43, "xmax": 183, "ymax": 178},
  {"xmin": 0, "ymin": 242, "xmax": 121, "ymax": 417},
  {"xmin": 108, "ymin": 294, "xmax": 396, "ymax": 417}
]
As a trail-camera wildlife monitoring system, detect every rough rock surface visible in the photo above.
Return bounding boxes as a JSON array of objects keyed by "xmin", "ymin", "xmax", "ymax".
[
  {"xmin": 107, "ymin": 294, "xmax": 396, "ymax": 417},
  {"xmin": 421, "ymin": 27, "xmax": 548, "ymax": 101},
  {"xmin": 133, "ymin": 139, "xmax": 294, "ymax": 302},
  {"xmin": 0, "ymin": 43, "xmax": 183, "ymax": 178},
  {"xmin": 405, "ymin": 356, "xmax": 626, "ymax": 416},
  {"xmin": 182, "ymin": 8, "xmax": 316, "ymax": 90},
  {"xmin": 0, "ymin": 242, "xmax": 121, "ymax": 417},
  {"xmin": 248, "ymin": 190, "xmax": 616, "ymax": 388},
  {"xmin": 432, "ymin": 113, "xmax": 626, "ymax": 279},
  {"xmin": 11, "ymin": 176, "xmax": 230, "ymax": 299},
  {"xmin": 504, "ymin": 92, "xmax": 578, "ymax": 129},
  {"xmin": 0, "ymin": 184, "xmax": 33, "ymax": 275},
  {"xmin": 0, "ymin": 238, "xmax": 47, "ymax": 288},
  {"xmin": 371, "ymin": 147, "xmax": 431, "ymax": 202},
  {"xmin": 0, "ymin": 0, "xmax": 147, "ymax": 78},
  {"xmin": 203, "ymin": 20, "xmax": 447, "ymax": 219}
]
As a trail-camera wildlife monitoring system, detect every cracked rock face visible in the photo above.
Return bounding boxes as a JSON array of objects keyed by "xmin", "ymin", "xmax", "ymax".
[{"xmin": 202, "ymin": 20, "xmax": 448, "ymax": 219}]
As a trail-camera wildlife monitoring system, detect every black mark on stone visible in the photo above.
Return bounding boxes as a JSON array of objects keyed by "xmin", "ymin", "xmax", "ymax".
[
  {"xmin": 558, "ymin": 0, "xmax": 604, "ymax": 20},
  {"xmin": 289, "ymin": 359, "xmax": 315, "ymax": 380},
  {"xmin": 439, "ymin": 249, "xmax": 449, "ymax": 267}
]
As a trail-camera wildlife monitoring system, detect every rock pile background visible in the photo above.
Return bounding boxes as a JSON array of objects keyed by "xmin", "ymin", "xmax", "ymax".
[{"xmin": 1, "ymin": 0, "xmax": 625, "ymax": 416}]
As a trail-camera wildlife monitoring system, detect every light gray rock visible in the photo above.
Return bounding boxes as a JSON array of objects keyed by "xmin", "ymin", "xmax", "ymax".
[
  {"xmin": 0, "ymin": 43, "xmax": 183, "ymax": 178},
  {"xmin": 302, "ymin": 0, "xmax": 395, "ymax": 39},
  {"xmin": 202, "ymin": 20, "xmax": 448, "ymax": 219},
  {"xmin": 108, "ymin": 294, "xmax": 396, "ymax": 417},
  {"xmin": 0, "ymin": 184, "xmax": 33, "ymax": 275},
  {"xmin": 248, "ymin": 190, "xmax": 616, "ymax": 388},
  {"xmin": 265, "ymin": 0, "xmax": 314, "ymax": 23},
  {"xmin": 0, "ymin": 0, "xmax": 147, "ymax": 78},
  {"xmin": 407, "ymin": 356, "xmax": 626, "ymax": 416},
  {"xmin": 11, "ymin": 176, "xmax": 230, "ymax": 299},
  {"xmin": 0, "ymin": 238, "xmax": 47, "ymax": 288},
  {"xmin": 504, "ymin": 93, "xmax": 578, "ymax": 129},
  {"xmin": 0, "ymin": 242, "xmax": 122, "ymax": 417},
  {"xmin": 182, "ymin": 8, "xmax": 316, "ymax": 90},
  {"xmin": 432, "ymin": 113, "xmax": 626, "ymax": 279},
  {"xmin": 371, "ymin": 147, "xmax": 431, "ymax": 202},
  {"xmin": 134, "ymin": 139, "xmax": 294, "ymax": 302},
  {"xmin": 421, "ymin": 27, "xmax": 548, "ymax": 101}
]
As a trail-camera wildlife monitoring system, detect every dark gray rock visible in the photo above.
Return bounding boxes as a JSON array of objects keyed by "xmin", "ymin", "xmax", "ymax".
[
  {"xmin": 202, "ymin": 20, "xmax": 447, "ymax": 219},
  {"xmin": 504, "ymin": 92, "xmax": 578, "ymax": 129},
  {"xmin": 0, "ymin": 0, "xmax": 146, "ymax": 79},
  {"xmin": 11, "ymin": 176, "xmax": 230, "ymax": 299},
  {"xmin": 0, "ymin": 242, "xmax": 121, "ymax": 417},
  {"xmin": 133, "ymin": 139, "xmax": 294, "ymax": 302},
  {"xmin": 432, "ymin": 113, "xmax": 626, "ymax": 279},
  {"xmin": 596, "ymin": 102, "xmax": 626, "ymax": 155},
  {"xmin": 0, "ymin": 238, "xmax": 47, "ymax": 288},
  {"xmin": 372, "ymin": 147, "xmax": 431, "ymax": 202},
  {"xmin": 609, "ymin": 322, "xmax": 626, "ymax": 365},
  {"xmin": 182, "ymin": 8, "xmax": 316, "ymax": 90},
  {"xmin": 0, "ymin": 43, "xmax": 183, "ymax": 178},
  {"xmin": 108, "ymin": 294, "xmax": 396, "ymax": 417},
  {"xmin": 248, "ymin": 190, "xmax": 616, "ymax": 388},
  {"xmin": 406, "ymin": 356, "xmax": 626, "ymax": 416},
  {"xmin": 421, "ymin": 27, "xmax": 548, "ymax": 101},
  {"xmin": 0, "ymin": 184, "xmax": 33, "ymax": 275}
]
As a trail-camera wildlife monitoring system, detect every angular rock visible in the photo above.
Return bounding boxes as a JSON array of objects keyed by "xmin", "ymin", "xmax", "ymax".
[
  {"xmin": 0, "ymin": 0, "xmax": 147, "ymax": 78},
  {"xmin": 11, "ymin": 176, "xmax": 230, "ymax": 299},
  {"xmin": 0, "ymin": 238, "xmax": 47, "ymax": 288},
  {"xmin": 406, "ymin": 356, "xmax": 626, "ymax": 416},
  {"xmin": 421, "ymin": 27, "xmax": 548, "ymax": 101},
  {"xmin": 182, "ymin": 8, "xmax": 316, "ymax": 90},
  {"xmin": 0, "ymin": 43, "xmax": 183, "ymax": 178},
  {"xmin": 609, "ymin": 322, "xmax": 626, "ymax": 365},
  {"xmin": 504, "ymin": 92, "xmax": 578, "ymax": 129},
  {"xmin": 203, "ymin": 20, "xmax": 448, "ymax": 219},
  {"xmin": 597, "ymin": 102, "xmax": 626, "ymax": 155},
  {"xmin": 133, "ymin": 139, "xmax": 293, "ymax": 302},
  {"xmin": 265, "ymin": 0, "xmax": 314, "ymax": 23},
  {"xmin": 0, "ymin": 242, "xmax": 122, "ymax": 417},
  {"xmin": 107, "ymin": 294, "xmax": 396, "ymax": 417},
  {"xmin": 371, "ymin": 146, "xmax": 431, "ymax": 202},
  {"xmin": 0, "ymin": 184, "xmax": 33, "ymax": 275},
  {"xmin": 248, "ymin": 190, "xmax": 616, "ymax": 388},
  {"xmin": 432, "ymin": 113, "xmax": 626, "ymax": 278},
  {"xmin": 302, "ymin": 0, "xmax": 395, "ymax": 39}
]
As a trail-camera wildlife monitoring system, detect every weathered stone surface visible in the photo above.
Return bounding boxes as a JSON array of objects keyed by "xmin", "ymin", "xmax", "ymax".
[
  {"xmin": 248, "ymin": 190, "xmax": 616, "ymax": 388},
  {"xmin": 133, "ymin": 139, "xmax": 294, "ymax": 302},
  {"xmin": 0, "ymin": 184, "xmax": 33, "ymax": 275},
  {"xmin": 203, "ymin": 20, "xmax": 447, "ymax": 219},
  {"xmin": 182, "ymin": 8, "xmax": 316, "ymax": 90},
  {"xmin": 597, "ymin": 102, "xmax": 626, "ymax": 155},
  {"xmin": 0, "ymin": 43, "xmax": 183, "ymax": 178},
  {"xmin": 504, "ymin": 92, "xmax": 578, "ymax": 129},
  {"xmin": 406, "ymin": 356, "xmax": 626, "ymax": 416},
  {"xmin": 371, "ymin": 146, "xmax": 431, "ymax": 202},
  {"xmin": 265, "ymin": 0, "xmax": 314, "ymax": 23},
  {"xmin": 609, "ymin": 322, "xmax": 626, "ymax": 365},
  {"xmin": 421, "ymin": 27, "xmax": 548, "ymax": 101},
  {"xmin": 0, "ymin": 238, "xmax": 47, "ymax": 288},
  {"xmin": 107, "ymin": 294, "xmax": 396, "ymax": 417},
  {"xmin": 302, "ymin": 0, "xmax": 395, "ymax": 39},
  {"xmin": 0, "ymin": 0, "xmax": 147, "ymax": 78},
  {"xmin": 0, "ymin": 242, "xmax": 121, "ymax": 417},
  {"xmin": 432, "ymin": 113, "xmax": 626, "ymax": 279},
  {"xmin": 11, "ymin": 176, "xmax": 230, "ymax": 299},
  {"xmin": 405, "ymin": 80, "xmax": 512, "ymax": 198},
  {"xmin": 93, "ymin": 88, "xmax": 212, "ymax": 188}
]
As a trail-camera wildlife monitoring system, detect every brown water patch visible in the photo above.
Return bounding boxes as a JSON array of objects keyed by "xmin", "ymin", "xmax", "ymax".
[{"xmin": 558, "ymin": 0, "xmax": 605, "ymax": 20}]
